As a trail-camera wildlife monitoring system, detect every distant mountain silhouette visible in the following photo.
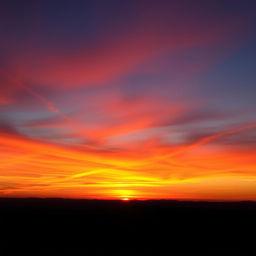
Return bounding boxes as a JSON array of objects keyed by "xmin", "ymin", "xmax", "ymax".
[{"xmin": 1, "ymin": 198, "xmax": 254, "ymax": 255}]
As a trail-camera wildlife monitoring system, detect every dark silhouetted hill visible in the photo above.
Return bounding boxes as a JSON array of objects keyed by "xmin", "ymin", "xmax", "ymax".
[{"xmin": 1, "ymin": 198, "xmax": 255, "ymax": 255}]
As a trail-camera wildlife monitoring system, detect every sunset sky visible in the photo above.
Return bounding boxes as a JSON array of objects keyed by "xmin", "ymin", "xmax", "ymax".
[{"xmin": 1, "ymin": 0, "xmax": 256, "ymax": 200}]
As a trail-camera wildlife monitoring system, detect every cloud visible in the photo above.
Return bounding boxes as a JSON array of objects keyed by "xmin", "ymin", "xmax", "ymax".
[
  {"xmin": 1, "ymin": 0, "xmax": 247, "ymax": 90},
  {"xmin": 0, "ymin": 118, "xmax": 256, "ymax": 199},
  {"xmin": 0, "ymin": 1, "xmax": 256, "ymax": 200}
]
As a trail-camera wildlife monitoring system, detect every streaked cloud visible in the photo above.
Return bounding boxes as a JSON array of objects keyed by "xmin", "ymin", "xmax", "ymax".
[{"xmin": 0, "ymin": 0, "xmax": 256, "ymax": 200}]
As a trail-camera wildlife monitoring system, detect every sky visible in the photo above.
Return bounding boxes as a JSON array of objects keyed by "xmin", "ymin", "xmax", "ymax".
[{"xmin": 0, "ymin": 0, "xmax": 256, "ymax": 200}]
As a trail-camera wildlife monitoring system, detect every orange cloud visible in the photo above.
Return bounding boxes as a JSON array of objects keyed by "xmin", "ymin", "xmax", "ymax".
[{"xmin": 1, "ymin": 118, "xmax": 256, "ymax": 200}]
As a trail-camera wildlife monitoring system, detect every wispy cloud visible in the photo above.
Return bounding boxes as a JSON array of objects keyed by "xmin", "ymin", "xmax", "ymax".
[{"xmin": 0, "ymin": 0, "xmax": 256, "ymax": 200}]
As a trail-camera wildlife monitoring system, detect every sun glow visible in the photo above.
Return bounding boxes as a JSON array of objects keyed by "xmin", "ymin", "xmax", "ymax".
[{"xmin": 122, "ymin": 198, "xmax": 130, "ymax": 201}]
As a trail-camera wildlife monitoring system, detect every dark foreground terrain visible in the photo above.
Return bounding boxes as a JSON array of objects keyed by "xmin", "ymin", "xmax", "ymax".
[{"xmin": 1, "ymin": 198, "xmax": 255, "ymax": 255}]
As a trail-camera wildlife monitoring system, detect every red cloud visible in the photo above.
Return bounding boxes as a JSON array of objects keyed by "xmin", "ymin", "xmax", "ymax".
[{"xmin": 4, "ymin": 5, "xmax": 245, "ymax": 90}]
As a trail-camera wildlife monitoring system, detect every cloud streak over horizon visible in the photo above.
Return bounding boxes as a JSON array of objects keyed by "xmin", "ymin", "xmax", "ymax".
[{"xmin": 1, "ymin": 0, "xmax": 256, "ymax": 200}]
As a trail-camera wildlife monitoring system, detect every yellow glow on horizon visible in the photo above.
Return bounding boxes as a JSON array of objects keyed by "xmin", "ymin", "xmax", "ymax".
[{"xmin": 0, "ymin": 131, "xmax": 256, "ymax": 200}]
